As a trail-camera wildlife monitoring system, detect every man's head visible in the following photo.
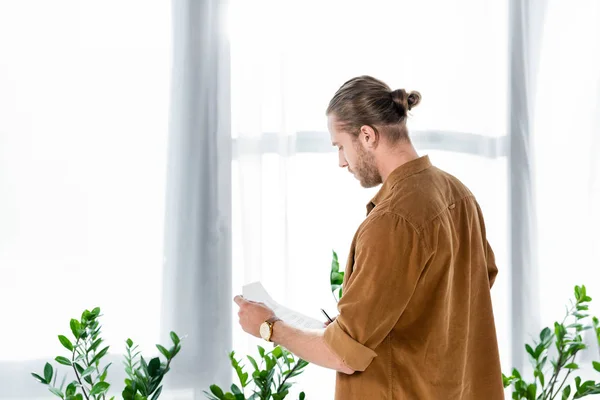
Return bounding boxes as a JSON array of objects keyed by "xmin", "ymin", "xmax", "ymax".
[{"xmin": 326, "ymin": 75, "xmax": 421, "ymax": 188}]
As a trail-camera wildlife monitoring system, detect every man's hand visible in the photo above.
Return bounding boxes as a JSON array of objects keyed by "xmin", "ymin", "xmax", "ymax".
[
  {"xmin": 324, "ymin": 316, "xmax": 337, "ymax": 327},
  {"xmin": 233, "ymin": 295, "xmax": 276, "ymax": 338}
]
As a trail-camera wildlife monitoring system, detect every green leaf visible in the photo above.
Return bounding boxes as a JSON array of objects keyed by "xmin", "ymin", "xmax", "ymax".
[
  {"xmin": 88, "ymin": 338, "xmax": 103, "ymax": 353},
  {"xmin": 89, "ymin": 382, "xmax": 110, "ymax": 396},
  {"xmin": 100, "ymin": 362, "xmax": 111, "ymax": 381},
  {"xmin": 565, "ymin": 363, "xmax": 579, "ymax": 370},
  {"xmin": 31, "ymin": 372, "xmax": 46, "ymax": 384},
  {"xmin": 231, "ymin": 384, "xmax": 242, "ymax": 395},
  {"xmin": 44, "ymin": 363, "xmax": 53, "ymax": 383},
  {"xmin": 210, "ymin": 385, "xmax": 226, "ymax": 400},
  {"xmin": 248, "ymin": 356, "xmax": 259, "ymax": 371},
  {"xmin": 126, "ymin": 338, "xmax": 134, "ymax": 348},
  {"xmin": 330, "ymin": 272, "xmax": 344, "ymax": 285},
  {"xmin": 55, "ymin": 357, "xmax": 72, "ymax": 367},
  {"xmin": 331, "ymin": 250, "xmax": 339, "ymax": 273},
  {"xmin": 66, "ymin": 382, "xmax": 77, "ymax": 396},
  {"xmin": 148, "ymin": 357, "xmax": 161, "ymax": 377},
  {"xmin": 540, "ymin": 327, "xmax": 552, "ymax": 342},
  {"xmin": 258, "ymin": 346, "xmax": 265, "ymax": 358},
  {"xmin": 593, "ymin": 361, "xmax": 600, "ymax": 372},
  {"xmin": 170, "ymin": 331, "xmax": 180, "ymax": 345},
  {"xmin": 171, "ymin": 343, "xmax": 181, "ymax": 358},
  {"xmin": 563, "ymin": 385, "xmax": 572, "ymax": 400},
  {"xmin": 49, "ymin": 387, "xmax": 64, "ymax": 398},
  {"xmin": 157, "ymin": 344, "xmax": 171, "ymax": 359},
  {"xmin": 527, "ymin": 384, "xmax": 536, "ymax": 399},
  {"xmin": 151, "ymin": 386, "xmax": 163, "ymax": 400},
  {"xmin": 525, "ymin": 344, "xmax": 536, "ymax": 359},
  {"xmin": 69, "ymin": 319, "xmax": 81, "ymax": 339},
  {"xmin": 90, "ymin": 346, "xmax": 109, "ymax": 365},
  {"xmin": 272, "ymin": 346, "xmax": 283, "ymax": 359},
  {"xmin": 58, "ymin": 335, "xmax": 74, "ymax": 352},
  {"xmin": 299, "ymin": 392, "xmax": 305, "ymax": 400},
  {"xmin": 81, "ymin": 365, "xmax": 95, "ymax": 378},
  {"xmin": 512, "ymin": 368, "xmax": 522, "ymax": 380}
]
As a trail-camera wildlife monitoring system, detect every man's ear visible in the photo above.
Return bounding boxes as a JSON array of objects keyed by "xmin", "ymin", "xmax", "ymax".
[{"xmin": 359, "ymin": 125, "xmax": 379, "ymax": 149}]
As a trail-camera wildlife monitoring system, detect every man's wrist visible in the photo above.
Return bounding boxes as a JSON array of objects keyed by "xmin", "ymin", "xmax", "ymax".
[{"xmin": 269, "ymin": 319, "xmax": 288, "ymax": 344}]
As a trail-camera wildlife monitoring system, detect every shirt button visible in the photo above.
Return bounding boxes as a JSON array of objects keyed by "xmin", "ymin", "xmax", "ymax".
[{"xmin": 449, "ymin": 204, "xmax": 456, "ymax": 209}]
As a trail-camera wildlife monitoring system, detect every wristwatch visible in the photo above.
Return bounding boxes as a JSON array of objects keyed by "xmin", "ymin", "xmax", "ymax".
[{"xmin": 259, "ymin": 316, "xmax": 281, "ymax": 342}]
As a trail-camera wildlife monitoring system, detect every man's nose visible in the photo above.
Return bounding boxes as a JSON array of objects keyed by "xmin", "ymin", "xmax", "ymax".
[{"xmin": 338, "ymin": 153, "xmax": 348, "ymax": 168}]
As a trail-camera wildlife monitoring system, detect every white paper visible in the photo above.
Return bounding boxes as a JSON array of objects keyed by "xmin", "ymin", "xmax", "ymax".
[{"xmin": 242, "ymin": 281, "xmax": 325, "ymax": 329}]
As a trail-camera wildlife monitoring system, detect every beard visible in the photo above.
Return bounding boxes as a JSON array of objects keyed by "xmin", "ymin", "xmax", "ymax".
[{"xmin": 352, "ymin": 142, "xmax": 382, "ymax": 188}]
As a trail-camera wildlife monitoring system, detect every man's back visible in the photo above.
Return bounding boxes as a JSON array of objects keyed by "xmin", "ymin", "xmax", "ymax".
[{"xmin": 324, "ymin": 156, "xmax": 504, "ymax": 399}]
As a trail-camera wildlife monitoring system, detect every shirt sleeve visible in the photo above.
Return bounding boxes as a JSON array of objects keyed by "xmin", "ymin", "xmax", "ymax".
[
  {"xmin": 323, "ymin": 212, "xmax": 431, "ymax": 372},
  {"xmin": 486, "ymin": 240, "xmax": 498, "ymax": 288},
  {"xmin": 475, "ymin": 200, "xmax": 498, "ymax": 288}
]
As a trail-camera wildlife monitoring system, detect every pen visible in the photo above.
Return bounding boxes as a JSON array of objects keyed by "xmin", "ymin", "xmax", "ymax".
[{"xmin": 321, "ymin": 308, "xmax": 334, "ymax": 323}]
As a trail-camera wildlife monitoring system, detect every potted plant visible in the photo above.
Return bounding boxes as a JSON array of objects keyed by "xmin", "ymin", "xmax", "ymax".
[
  {"xmin": 204, "ymin": 346, "xmax": 307, "ymax": 400},
  {"xmin": 31, "ymin": 307, "xmax": 182, "ymax": 400},
  {"xmin": 503, "ymin": 285, "xmax": 600, "ymax": 399}
]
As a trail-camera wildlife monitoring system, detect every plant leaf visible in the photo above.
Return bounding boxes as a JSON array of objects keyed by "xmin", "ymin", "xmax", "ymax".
[
  {"xmin": 48, "ymin": 387, "xmax": 64, "ymax": 398},
  {"xmin": 151, "ymin": 386, "xmax": 163, "ymax": 400},
  {"xmin": 70, "ymin": 319, "xmax": 81, "ymax": 339},
  {"xmin": 31, "ymin": 372, "xmax": 46, "ymax": 384},
  {"xmin": 89, "ymin": 382, "xmax": 110, "ymax": 396},
  {"xmin": 563, "ymin": 385, "xmax": 571, "ymax": 400},
  {"xmin": 81, "ymin": 365, "xmax": 95, "ymax": 378},
  {"xmin": 90, "ymin": 346, "xmax": 110, "ymax": 365},
  {"xmin": 593, "ymin": 361, "xmax": 600, "ymax": 372},
  {"xmin": 58, "ymin": 335, "xmax": 74, "ymax": 352},
  {"xmin": 66, "ymin": 382, "xmax": 77, "ymax": 396},
  {"xmin": 170, "ymin": 331, "xmax": 180, "ymax": 345},
  {"xmin": 210, "ymin": 385, "xmax": 225, "ymax": 400},
  {"xmin": 55, "ymin": 357, "xmax": 72, "ymax": 367},
  {"xmin": 44, "ymin": 363, "xmax": 53, "ymax": 383},
  {"xmin": 156, "ymin": 344, "xmax": 171, "ymax": 359},
  {"xmin": 248, "ymin": 356, "xmax": 259, "ymax": 371},
  {"xmin": 88, "ymin": 338, "xmax": 103, "ymax": 353}
]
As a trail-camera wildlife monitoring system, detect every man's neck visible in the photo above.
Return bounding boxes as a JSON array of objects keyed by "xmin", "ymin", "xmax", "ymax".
[{"xmin": 378, "ymin": 143, "xmax": 420, "ymax": 182}]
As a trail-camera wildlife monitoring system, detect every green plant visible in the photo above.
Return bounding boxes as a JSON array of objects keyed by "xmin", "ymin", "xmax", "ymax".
[
  {"xmin": 31, "ymin": 307, "xmax": 182, "ymax": 400},
  {"xmin": 330, "ymin": 250, "xmax": 344, "ymax": 302},
  {"xmin": 204, "ymin": 345, "xmax": 308, "ymax": 400},
  {"xmin": 503, "ymin": 285, "xmax": 600, "ymax": 399}
]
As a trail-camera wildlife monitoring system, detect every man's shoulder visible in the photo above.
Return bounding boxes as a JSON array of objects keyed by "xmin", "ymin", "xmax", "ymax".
[{"xmin": 376, "ymin": 166, "xmax": 475, "ymax": 229}]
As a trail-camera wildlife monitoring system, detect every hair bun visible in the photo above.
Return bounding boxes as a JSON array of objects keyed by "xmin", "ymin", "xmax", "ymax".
[{"xmin": 391, "ymin": 89, "xmax": 422, "ymax": 113}]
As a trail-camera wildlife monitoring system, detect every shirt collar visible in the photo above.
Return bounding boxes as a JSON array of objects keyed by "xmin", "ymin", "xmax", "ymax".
[{"xmin": 366, "ymin": 155, "xmax": 433, "ymax": 214}]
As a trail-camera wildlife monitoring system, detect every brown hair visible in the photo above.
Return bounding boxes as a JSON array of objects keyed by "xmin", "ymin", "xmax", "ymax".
[{"xmin": 326, "ymin": 75, "xmax": 421, "ymax": 143}]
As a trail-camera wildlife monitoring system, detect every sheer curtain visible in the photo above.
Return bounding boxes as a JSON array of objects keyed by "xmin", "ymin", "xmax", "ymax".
[
  {"xmin": 0, "ymin": 1, "xmax": 174, "ymax": 397},
  {"xmin": 229, "ymin": 1, "xmax": 510, "ymax": 397},
  {"xmin": 533, "ymin": 0, "xmax": 600, "ymax": 369}
]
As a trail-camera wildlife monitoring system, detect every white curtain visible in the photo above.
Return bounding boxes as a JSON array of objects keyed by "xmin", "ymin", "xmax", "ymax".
[
  {"xmin": 229, "ymin": 1, "xmax": 510, "ymax": 398},
  {"xmin": 0, "ymin": 1, "xmax": 177, "ymax": 398},
  {"xmin": 533, "ymin": 0, "xmax": 600, "ymax": 366}
]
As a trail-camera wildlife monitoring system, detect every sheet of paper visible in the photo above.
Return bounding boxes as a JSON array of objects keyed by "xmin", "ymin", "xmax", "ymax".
[{"xmin": 242, "ymin": 281, "xmax": 325, "ymax": 330}]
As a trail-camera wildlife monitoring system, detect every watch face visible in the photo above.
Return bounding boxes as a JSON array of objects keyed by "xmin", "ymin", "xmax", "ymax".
[{"xmin": 259, "ymin": 322, "xmax": 270, "ymax": 340}]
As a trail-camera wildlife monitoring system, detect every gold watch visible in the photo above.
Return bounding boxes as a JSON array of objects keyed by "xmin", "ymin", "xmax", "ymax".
[{"xmin": 259, "ymin": 316, "xmax": 281, "ymax": 342}]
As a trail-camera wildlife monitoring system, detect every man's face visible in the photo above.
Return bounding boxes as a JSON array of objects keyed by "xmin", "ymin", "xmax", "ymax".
[{"xmin": 328, "ymin": 115, "xmax": 382, "ymax": 188}]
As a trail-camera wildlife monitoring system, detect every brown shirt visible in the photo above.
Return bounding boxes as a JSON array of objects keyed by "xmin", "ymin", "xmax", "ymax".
[{"xmin": 323, "ymin": 155, "xmax": 504, "ymax": 399}]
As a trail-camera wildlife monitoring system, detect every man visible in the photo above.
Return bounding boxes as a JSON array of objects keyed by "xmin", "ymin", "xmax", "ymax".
[{"xmin": 234, "ymin": 76, "xmax": 504, "ymax": 399}]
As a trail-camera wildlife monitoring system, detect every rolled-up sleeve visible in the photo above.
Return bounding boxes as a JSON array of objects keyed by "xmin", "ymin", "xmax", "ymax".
[{"xmin": 323, "ymin": 212, "xmax": 430, "ymax": 372}]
